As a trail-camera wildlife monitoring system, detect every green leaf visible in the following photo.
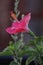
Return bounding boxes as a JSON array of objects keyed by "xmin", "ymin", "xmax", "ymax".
[
  {"xmin": 36, "ymin": 45, "xmax": 43, "ymax": 52},
  {"xmin": 10, "ymin": 61, "xmax": 18, "ymax": 65},
  {"xmin": 12, "ymin": 40, "xmax": 24, "ymax": 51},
  {"xmin": 0, "ymin": 47, "xmax": 14, "ymax": 56},
  {"xmin": 35, "ymin": 36, "xmax": 43, "ymax": 45},
  {"xmin": 18, "ymin": 45, "xmax": 37, "ymax": 57},
  {"xmin": 29, "ymin": 40, "xmax": 36, "ymax": 46},
  {"xmin": 26, "ymin": 55, "xmax": 36, "ymax": 65}
]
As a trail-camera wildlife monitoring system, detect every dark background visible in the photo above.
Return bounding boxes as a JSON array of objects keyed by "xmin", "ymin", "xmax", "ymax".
[{"xmin": 0, "ymin": 0, "xmax": 43, "ymax": 51}]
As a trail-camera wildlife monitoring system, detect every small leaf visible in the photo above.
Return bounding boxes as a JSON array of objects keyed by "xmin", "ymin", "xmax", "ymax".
[
  {"xmin": 10, "ymin": 61, "xmax": 18, "ymax": 65},
  {"xmin": 29, "ymin": 40, "xmax": 36, "ymax": 46},
  {"xmin": 26, "ymin": 55, "xmax": 36, "ymax": 65},
  {"xmin": 0, "ymin": 47, "xmax": 14, "ymax": 56},
  {"xmin": 13, "ymin": 40, "xmax": 24, "ymax": 51},
  {"xmin": 18, "ymin": 45, "xmax": 37, "ymax": 57}
]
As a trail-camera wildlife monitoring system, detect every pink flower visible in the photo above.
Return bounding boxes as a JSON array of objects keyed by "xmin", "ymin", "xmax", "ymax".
[{"xmin": 6, "ymin": 12, "xmax": 31, "ymax": 34}]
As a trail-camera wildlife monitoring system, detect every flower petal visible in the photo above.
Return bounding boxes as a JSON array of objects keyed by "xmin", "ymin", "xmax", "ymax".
[
  {"xmin": 6, "ymin": 27, "xmax": 15, "ymax": 34},
  {"xmin": 20, "ymin": 13, "xmax": 31, "ymax": 24},
  {"xmin": 6, "ymin": 13, "xmax": 31, "ymax": 34}
]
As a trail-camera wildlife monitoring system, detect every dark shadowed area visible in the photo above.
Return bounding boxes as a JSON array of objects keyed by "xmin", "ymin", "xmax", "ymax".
[{"xmin": 0, "ymin": 0, "xmax": 14, "ymax": 51}]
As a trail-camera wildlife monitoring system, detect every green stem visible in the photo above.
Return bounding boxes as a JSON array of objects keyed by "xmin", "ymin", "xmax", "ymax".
[
  {"xmin": 28, "ymin": 29, "xmax": 37, "ymax": 39},
  {"xmin": 38, "ymin": 54, "xmax": 42, "ymax": 65}
]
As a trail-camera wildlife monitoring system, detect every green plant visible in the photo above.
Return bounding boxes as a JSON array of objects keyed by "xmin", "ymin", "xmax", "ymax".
[{"xmin": 0, "ymin": 0, "xmax": 43, "ymax": 65}]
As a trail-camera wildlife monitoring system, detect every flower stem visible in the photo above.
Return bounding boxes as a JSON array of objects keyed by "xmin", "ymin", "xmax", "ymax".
[{"xmin": 28, "ymin": 29, "xmax": 37, "ymax": 39}]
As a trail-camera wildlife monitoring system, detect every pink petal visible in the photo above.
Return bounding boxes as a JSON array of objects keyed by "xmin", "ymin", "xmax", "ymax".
[
  {"xmin": 6, "ymin": 27, "xmax": 15, "ymax": 34},
  {"xmin": 6, "ymin": 13, "xmax": 31, "ymax": 34},
  {"xmin": 12, "ymin": 21, "xmax": 19, "ymax": 27},
  {"xmin": 20, "ymin": 13, "xmax": 31, "ymax": 24}
]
